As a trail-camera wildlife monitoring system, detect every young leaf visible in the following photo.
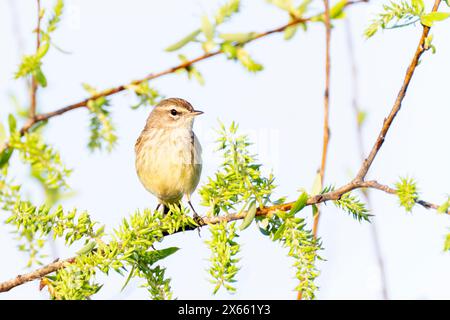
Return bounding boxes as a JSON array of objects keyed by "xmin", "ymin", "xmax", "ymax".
[
  {"xmin": 288, "ymin": 192, "xmax": 309, "ymax": 216},
  {"xmin": 201, "ymin": 15, "xmax": 215, "ymax": 41},
  {"xmin": 165, "ymin": 29, "xmax": 201, "ymax": 52},
  {"xmin": 420, "ymin": 12, "xmax": 450, "ymax": 27},
  {"xmin": 8, "ymin": 114, "xmax": 17, "ymax": 133},
  {"xmin": 239, "ymin": 201, "xmax": 257, "ymax": 231},
  {"xmin": 219, "ymin": 32, "xmax": 257, "ymax": 43}
]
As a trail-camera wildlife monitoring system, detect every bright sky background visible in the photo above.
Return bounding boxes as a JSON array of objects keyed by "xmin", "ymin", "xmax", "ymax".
[{"xmin": 0, "ymin": 0, "xmax": 449, "ymax": 300}]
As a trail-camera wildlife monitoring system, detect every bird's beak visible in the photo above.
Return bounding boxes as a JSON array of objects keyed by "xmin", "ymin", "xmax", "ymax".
[{"xmin": 191, "ymin": 110, "xmax": 204, "ymax": 116}]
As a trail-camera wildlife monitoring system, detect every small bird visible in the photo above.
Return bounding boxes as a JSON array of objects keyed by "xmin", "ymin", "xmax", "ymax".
[{"xmin": 135, "ymin": 98, "xmax": 203, "ymax": 220}]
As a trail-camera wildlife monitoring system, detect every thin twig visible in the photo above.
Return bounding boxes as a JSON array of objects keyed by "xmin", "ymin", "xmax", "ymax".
[
  {"xmin": 345, "ymin": 18, "xmax": 389, "ymax": 300},
  {"xmin": 312, "ymin": 0, "xmax": 332, "ymax": 238},
  {"xmin": 30, "ymin": 0, "xmax": 41, "ymax": 119},
  {"xmin": 0, "ymin": 179, "xmax": 445, "ymax": 293}
]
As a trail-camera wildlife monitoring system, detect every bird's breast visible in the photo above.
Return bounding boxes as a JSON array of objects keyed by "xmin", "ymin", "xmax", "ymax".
[{"xmin": 135, "ymin": 128, "xmax": 202, "ymax": 202}]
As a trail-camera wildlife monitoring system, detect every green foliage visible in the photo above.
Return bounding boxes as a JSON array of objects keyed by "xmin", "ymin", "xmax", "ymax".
[
  {"xmin": 0, "ymin": 172, "xmax": 21, "ymax": 210},
  {"xmin": 215, "ymin": 0, "xmax": 240, "ymax": 24},
  {"xmin": 444, "ymin": 233, "xmax": 450, "ymax": 252},
  {"xmin": 334, "ymin": 192, "xmax": 371, "ymax": 222},
  {"xmin": 206, "ymin": 221, "xmax": 240, "ymax": 294},
  {"xmin": 39, "ymin": 208, "xmax": 196, "ymax": 299},
  {"xmin": 365, "ymin": 0, "xmax": 425, "ymax": 38},
  {"xmin": 83, "ymin": 84, "xmax": 117, "ymax": 152},
  {"xmin": 236, "ymin": 48, "xmax": 264, "ymax": 72},
  {"xmin": 437, "ymin": 197, "xmax": 450, "ymax": 214},
  {"xmin": 395, "ymin": 177, "xmax": 418, "ymax": 212},
  {"xmin": 165, "ymin": 0, "xmax": 241, "ymax": 53},
  {"xmin": 177, "ymin": 54, "xmax": 206, "ymax": 85},
  {"xmin": 239, "ymin": 201, "xmax": 257, "ymax": 231},
  {"xmin": 15, "ymin": 0, "xmax": 65, "ymax": 86},
  {"xmin": 126, "ymin": 82, "xmax": 163, "ymax": 109},
  {"xmin": 5, "ymin": 199, "xmax": 100, "ymax": 267},
  {"xmin": 420, "ymin": 12, "xmax": 450, "ymax": 27},
  {"xmin": 9, "ymin": 131, "xmax": 71, "ymax": 190},
  {"xmin": 260, "ymin": 210, "xmax": 321, "ymax": 299},
  {"xmin": 199, "ymin": 122, "xmax": 275, "ymax": 216},
  {"xmin": 45, "ymin": 265, "xmax": 102, "ymax": 300}
]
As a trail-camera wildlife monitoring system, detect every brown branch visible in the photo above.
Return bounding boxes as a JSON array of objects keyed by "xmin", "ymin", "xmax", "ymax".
[
  {"xmin": 312, "ymin": 0, "xmax": 332, "ymax": 239},
  {"xmin": 0, "ymin": 258, "xmax": 74, "ymax": 293},
  {"xmin": 0, "ymin": 0, "xmax": 368, "ymax": 155},
  {"xmin": 355, "ymin": 0, "xmax": 442, "ymax": 181},
  {"xmin": 0, "ymin": 179, "xmax": 445, "ymax": 293},
  {"xmin": 345, "ymin": 18, "xmax": 389, "ymax": 300},
  {"xmin": 29, "ymin": 0, "xmax": 42, "ymax": 119}
]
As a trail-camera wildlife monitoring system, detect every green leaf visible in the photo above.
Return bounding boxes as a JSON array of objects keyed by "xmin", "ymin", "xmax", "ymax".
[
  {"xmin": 395, "ymin": 177, "xmax": 419, "ymax": 212},
  {"xmin": 201, "ymin": 15, "xmax": 215, "ymax": 41},
  {"xmin": 0, "ymin": 147, "xmax": 14, "ymax": 169},
  {"xmin": 357, "ymin": 110, "xmax": 367, "ymax": 126},
  {"xmin": 239, "ymin": 201, "xmax": 257, "ymax": 231},
  {"xmin": 147, "ymin": 247, "xmax": 180, "ymax": 265},
  {"xmin": 236, "ymin": 48, "xmax": 263, "ymax": 72},
  {"xmin": 420, "ymin": 12, "xmax": 450, "ymax": 27},
  {"xmin": 76, "ymin": 241, "xmax": 97, "ymax": 255},
  {"xmin": 272, "ymin": 222, "xmax": 286, "ymax": 241},
  {"xmin": 34, "ymin": 68, "xmax": 47, "ymax": 87},
  {"xmin": 165, "ymin": 29, "xmax": 201, "ymax": 52},
  {"xmin": 8, "ymin": 114, "xmax": 17, "ymax": 133},
  {"xmin": 284, "ymin": 25, "xmax": 298, "ymax": 40},
  {"xmin": 288, "ymin": 192, "xmax": 309, "ymax": 216},
  {"xmin": 219, "ymin": 32, "xmax": 257, "ymax": 43},
  {"xmin": 215, "ymin": 0, "xmax": 240, "ymax": 24},
  {"xmin": 444, "ymin": 234, "xmax": 450, "ymax": 251},
  {"xmin": 330, "ymin": 0, "xmax": 348, "ymax": 19},
  {"xmin": 437, "ymin": 198, "xmax": 450, "ymax": 214},
  {"xmin": 36, "ymin": 41, "xmax": 50, "ymax": 59}
]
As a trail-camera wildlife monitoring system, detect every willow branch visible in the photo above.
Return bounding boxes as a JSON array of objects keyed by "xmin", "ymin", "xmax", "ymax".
[
  {"xmin": 355, "ymin": 0, "xmax": 442, "ymax": 181},
  {"xmin": 29, "ymin": 0, "xmax": 41, "ymax": 119},
  {"xmin": 0, "ymin": 0, "xmax": 368, "ymax": 153},
  {"xmin": 0, "ymin": 179, "xmax": 445, "ymax": 293}
]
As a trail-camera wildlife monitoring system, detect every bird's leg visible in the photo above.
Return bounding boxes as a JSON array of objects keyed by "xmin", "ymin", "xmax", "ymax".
[
  {"xmin": 186, "ymin": 195, "xmax": 203, "ymax": 236},
  {"xmin": 187, "ymin": 200, "xmax": 203, "ymax": 223},
  {"xmin": 155, "ymin": 203, "xmax": 161, "ymax": 211}
]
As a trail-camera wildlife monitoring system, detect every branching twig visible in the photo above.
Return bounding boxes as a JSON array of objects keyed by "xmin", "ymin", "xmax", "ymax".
[
  {"xmin": 355, "ymin": 0, "xmax": 442, "ymax": 181},
  {"xmin": 0, "ymin": 179, "xmax": 445, "ymax": 293}
]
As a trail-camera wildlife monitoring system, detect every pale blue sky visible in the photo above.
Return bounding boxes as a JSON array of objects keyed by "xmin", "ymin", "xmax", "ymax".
[{"xmin": 0, "ymin": 0, "xmax": 449, "ymax": 299}]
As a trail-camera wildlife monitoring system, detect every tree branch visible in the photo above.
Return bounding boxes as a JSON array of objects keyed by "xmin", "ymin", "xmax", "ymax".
[
  {"xmin": 0, "ymin": 0, "xmax": 368, "ymax": 154},
  {"xmin": 0, "ymin": 178, "xmax": 445, "ymax": 293},
  {"xmin": 355, "ymin": 0, "xmax": 442, "ymax": 181},
  {"xmin": 29, "ymin": 0, "xmax": 41, "ymax": 119}
]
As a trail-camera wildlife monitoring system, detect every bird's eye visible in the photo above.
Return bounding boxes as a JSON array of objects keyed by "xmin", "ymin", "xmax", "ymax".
[{"xmin": 170, "ymin": 109, "xmax": 178, "ymax": 116}]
